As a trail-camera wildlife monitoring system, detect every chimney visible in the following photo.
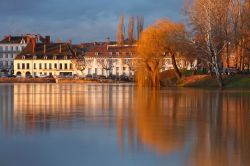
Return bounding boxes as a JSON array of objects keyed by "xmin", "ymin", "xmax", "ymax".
[
  {"xmin": 44, "ymin": 44, "xmax": 46, "ymax": 54},
  {"xmin": 45, "ymin": 36, "xmax": 50, "ymax": 44},
  {"xmin": 59, "ymin": 44, "xmax": 62, "ymax": 54},
  {"xmin": 26, "ymin": 35, "xmax": 31, "ymax": 44},
  {"xmin": 31, "ymin": 38, "xmax": 36, "ymax": 54}
]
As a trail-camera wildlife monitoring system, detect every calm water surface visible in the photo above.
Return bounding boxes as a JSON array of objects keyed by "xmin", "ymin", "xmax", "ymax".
[{"xmin": 0, "ymin": 84, "xmax": 250, "ymax": 166}]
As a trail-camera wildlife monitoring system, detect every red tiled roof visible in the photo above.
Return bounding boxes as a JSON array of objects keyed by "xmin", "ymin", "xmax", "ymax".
[
  {"xmin": 15, "ymin": 43, "xmax": 77, "ymax": 60},
  {"xmin": 85, "ymin": 44, "xmax": 136, "ymax": 58}
]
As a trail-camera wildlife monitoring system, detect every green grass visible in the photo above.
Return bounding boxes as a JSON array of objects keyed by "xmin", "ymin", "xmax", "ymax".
[{"xmin": 224, "ymin": 75, "xmax": 250, "ymax": 88}]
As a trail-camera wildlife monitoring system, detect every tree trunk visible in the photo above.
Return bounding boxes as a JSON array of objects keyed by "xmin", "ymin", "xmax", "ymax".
[
  {"xmin": 171, "ymin": 53, "xmax": 182, "ymax": 80},
  {"xmin": 226, "ymin": 42, "xmax": 230, "ymax": 68},
  {"xmin": 151, "ymin": 70, "xmax": 160, "ymax": 87}
]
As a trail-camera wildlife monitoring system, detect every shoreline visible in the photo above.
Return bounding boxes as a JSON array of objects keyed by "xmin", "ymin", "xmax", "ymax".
[{"xmin": 0, "ymin": 78, "xmax": 134, "ymax": 84}]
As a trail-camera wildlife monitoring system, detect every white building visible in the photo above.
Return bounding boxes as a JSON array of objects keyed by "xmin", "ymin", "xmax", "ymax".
[
  {"xmin": 0, "ymin": 34, "xmax": 50, "ymax": 75},
  {"xmin": 14, "ymin": 42, "xmax": 82, "ymax": 77},
  {"xmin": 83, "ymin": 44, "xmax": 196, "ymax": 77},
  {"xmin": 84, "ymin": 44, "xmax": 136, "ymax": 77}
]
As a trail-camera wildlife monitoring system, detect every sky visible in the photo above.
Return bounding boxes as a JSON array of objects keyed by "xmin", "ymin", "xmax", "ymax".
[{"xmin": 0, "ymin": 0, "xmax": 184, "ymax": 43}]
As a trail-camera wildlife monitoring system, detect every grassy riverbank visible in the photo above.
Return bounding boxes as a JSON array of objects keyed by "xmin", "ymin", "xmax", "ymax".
[
  {"xmin": 160, "ymin": 70, "xmax": 250, "ymax": 88},
  {"xmin": 179, "ymin": 75, "xmax": 250, "ymax": 88}
]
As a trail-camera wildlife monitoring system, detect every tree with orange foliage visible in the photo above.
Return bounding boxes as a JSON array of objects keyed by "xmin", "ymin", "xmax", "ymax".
[{"xmin": 136, "ymin": 19, "xmax": 188, "ymax": 87}]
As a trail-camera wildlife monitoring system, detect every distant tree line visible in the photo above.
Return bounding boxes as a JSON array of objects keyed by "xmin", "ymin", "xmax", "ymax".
[{"xmin": 116, "ymin": 15, "xmax": 144, "ymax": 45}]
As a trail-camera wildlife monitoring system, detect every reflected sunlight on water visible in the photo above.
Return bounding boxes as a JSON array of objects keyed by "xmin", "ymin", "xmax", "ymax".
[{"xmin": 0, "ymin": 84, "xmax": 250, "ymax": 166}]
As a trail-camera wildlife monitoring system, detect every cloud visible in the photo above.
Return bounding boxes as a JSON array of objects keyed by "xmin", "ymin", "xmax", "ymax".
[{"xmin": 0, "ymin": 0, "xmax": 184, "ymax": 43}]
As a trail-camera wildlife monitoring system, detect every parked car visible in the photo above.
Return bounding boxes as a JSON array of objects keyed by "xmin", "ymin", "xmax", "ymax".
[
  {"xmin": 86, "ymin": 74, "xmax": 93, "ymax": 78},
  {"xmin": 8, "ymin": 75, "xmax": 16, "ymax": 78},
  {"xmin": 223, "ymin": 68, "xmax": 239, "ymax": 75},
  {"xmin": 119, "ymin": 75, "xmax": 130, "ymax": 82},
  {"xmin": 26, "ymin": 75, "xmax": 33, "ymax": 78}
]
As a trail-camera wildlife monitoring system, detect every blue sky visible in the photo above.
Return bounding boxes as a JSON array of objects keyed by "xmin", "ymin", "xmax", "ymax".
[{"xmin": 0, "ymin": 0, "xmax": 184, "ymax": 43}]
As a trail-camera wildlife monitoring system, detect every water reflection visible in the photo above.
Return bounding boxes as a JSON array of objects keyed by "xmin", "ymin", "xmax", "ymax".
[
  {"xmin": 0, "ymin": 84, "xmax": 250, "ymax": 166},
  {"xmin": 119, "ymin": 88, "xmax": 250, "ymax": 166}
]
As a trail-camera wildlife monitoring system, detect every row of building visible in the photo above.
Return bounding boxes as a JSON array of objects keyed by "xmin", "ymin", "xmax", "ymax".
[{"xmin": 0, "ymin": 34, "xmax": 195, "ymax": 78}]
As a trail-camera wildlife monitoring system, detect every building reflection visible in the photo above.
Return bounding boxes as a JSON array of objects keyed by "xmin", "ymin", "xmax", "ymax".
[
  {"xmin": 10, "ymin": 84, "xmax": 134, "ymax": 133},
  {"xmin": 0, "ymin": 84, "xmax": 14, "ymax": 133}
]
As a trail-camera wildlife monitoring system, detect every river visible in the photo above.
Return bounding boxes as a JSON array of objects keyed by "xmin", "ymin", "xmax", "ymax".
[{"xmin": 0, "ymin": 84, "xmax": 250, "ymax": 166}]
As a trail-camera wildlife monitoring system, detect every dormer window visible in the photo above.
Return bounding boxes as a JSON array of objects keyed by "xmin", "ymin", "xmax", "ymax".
[
  {"xmin": 44, "ymin": 56, "xmax": 48, "ymax": 60},
  {"xmin": 116, "ymin": 52, "xmax": 119, "ymax": 55},
  {"xmin": 53, "ymin": 56, "xmax": 57, "ymax": 60},
  {"xmin": 33, "ymin": 56, "xmax": 37, "ymax": 60},
  {"xmin": 64, "ymin": 56, "xmax": 68, "ymax": 60},
  {"xmin": 95, "ymin": 52, "xmax": 99, "ymax": 56},
  {"xmin": 22, "ymin": 56, "xmax": 25, "ymax": 59},
  {"xmin": 109, "ymin": 52, "xmax": 113, "ymax": 56}
]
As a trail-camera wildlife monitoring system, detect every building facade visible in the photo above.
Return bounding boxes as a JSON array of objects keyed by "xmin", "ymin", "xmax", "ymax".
[
  {"xmin": 14, "ymin": 42, "xmax": 82, "ymax": 77},
  {"xmin": 83, "ymin": 43, "xmax": 196, "ymax": 77},
  {"xmin": 0, "ymin": 36, "xmax": 27, "ymax": 75},
  {"xmin": 0, "ymin": 34, "xmax": 50, "ymax": 75}
]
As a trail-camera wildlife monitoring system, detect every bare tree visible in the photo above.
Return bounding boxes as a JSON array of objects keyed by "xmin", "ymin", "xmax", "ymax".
[
  {"xmin": 117, "ymin": 15, "xmax": 125, "ymax": 45},
  {"xmin": 128, "ymin": 16, "xmax": 135, "ymax": 44},
  {"xmin": 185, "ymin": 0, "xmax": 231, "ymax": 87},
  {"xmin": 97, "ymin": 58, "xmax": 117, "ymax": 77},
  {"xmin": 137, "ymin": 16, "xmax": 144, "ymax": 40}
]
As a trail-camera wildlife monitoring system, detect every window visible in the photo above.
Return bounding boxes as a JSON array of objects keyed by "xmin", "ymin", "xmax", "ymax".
[
  {"xmin": 49, "ymin": 63, "xmax": 52, "ymax": 69},
  {"xmin": 95, "ymin": 68, "xmax": 97, "ymax": 74},
  {"xmin": 27, "ymin": 63, "xmax": 30, "ymax": 69},
  {"xmin": 102, "ymin": 69, "xmax": 105, "ymax": 75},
  {"xmin": 70, "ymin": 64, "xmax": 73, "ymax": 69},
  {"xmin": 44, "ymin": 72, "xmax": 47, "ymax": 76},
  {"xmin": 95, "ymin": 52, "xmax": 99, "ymax": 56},
  {"xmin": 116, "ymin": 67, "xmax": 119, "ymax": 75},
  {"xmin": 16, "ymin": 46, "xmax": 19, "ymax": 52},
  {"xmin": 5, "ymin": 46, "xmax": 8, "ymax": 52},
  {"xmin": 39, "ymin": 63, "xmax": 42, "ymax": 69},
  {"xmin": 44, "ymin": 63, "xmax": 47, "ymax": 69},
  {"xmin": 22, "ymin": 63, "xmax": 25, "ymax": 69},
  {"xmin": 33, "ymin": 56, "xmax": 37, "ymax": 59},
  {"xmin": 64, "ymin": 56, "xmax": 67, "ymax": 60},
  {"xmin": 17, "ymin": 63, "xmax": 20, "ymax": 69},
  {"xmin": 0, "ymin": 46, "xmax": 3, "ymax": 52},
  {"xmin": 64, "ymin": 63, "xmax": 68, "ymax": 69},
  {"xmin": 0, "ymin": 53, "xmax": 3, "ymax": 58},
  {"xmin": 59, "ymin": 63, "xmax": 62, "ymax": 69},
  {"xmin": 116, "ymin": 52, "xmax": 119, "ymax": 55},
  {"xmin": 10, "ymin": 46, "xmax": 13, "ymax": 52},
  {"xmin": 88, "ymin": 68, "xmax": 91, "ymax": 74},
  {"xmin": 123, "ymin": 67, "xmax": 126, "ymax": 71},
  {"xmin": 22, "ymin": 56, "xmax": 25, "ymax": 59},
  {"xmin": 53, "ymin": 56, "xmax": 57, "ymax": 60},
  {"xmin": 34, "ymin": 72, "xmax": 37, "ymax": 76},
  {"xmin": 109, "ymin": 52, "xmax": 113, "ymax": 56},
  {"xmin": 34, "ymin": 63, "xmax": 36, "ymax": 69},
  {"xmin": 44, "ymin": 56, "xmax": 47, "ymax": 60},
  {"xmin": 54, "ymin": 63, "xmax": 57, "ymax": 69}
]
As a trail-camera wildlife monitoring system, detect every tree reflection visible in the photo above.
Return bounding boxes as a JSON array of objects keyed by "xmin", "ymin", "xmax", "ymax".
[{"xmin": 118, "ymin": 88, "xmax": 250, "ymax": 166}]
